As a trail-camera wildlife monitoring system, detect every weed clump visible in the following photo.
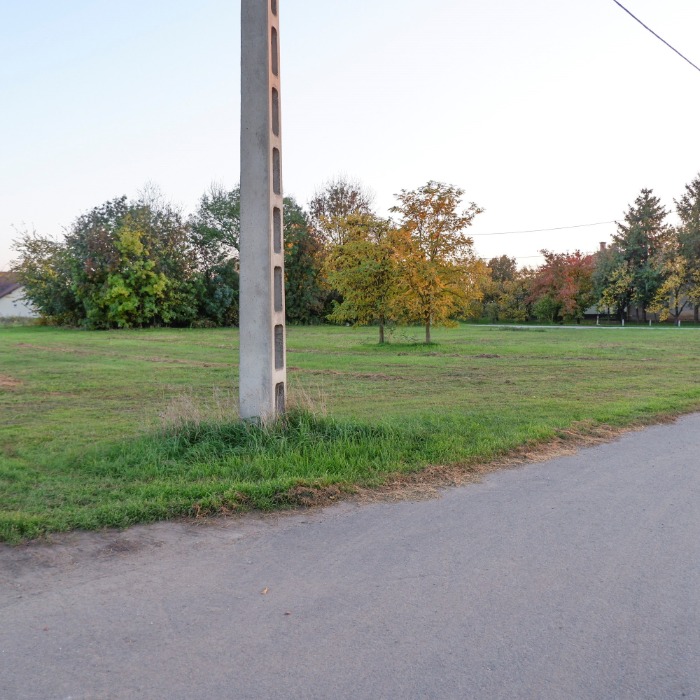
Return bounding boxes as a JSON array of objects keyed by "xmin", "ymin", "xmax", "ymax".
[{"xmin": 166, "ymin": 408, "xmax": 399, "ymax": 461}]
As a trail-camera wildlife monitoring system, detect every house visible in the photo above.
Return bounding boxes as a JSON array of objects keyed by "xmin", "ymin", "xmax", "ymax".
[{"xmin": 0, "ymin": 272, "xmax": 38, "ymax": 318}]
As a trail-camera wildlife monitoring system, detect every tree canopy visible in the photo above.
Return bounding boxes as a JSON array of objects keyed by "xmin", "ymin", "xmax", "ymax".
[
  {"xmin": 610, "ymin": 188, "xmax": 670, "ymax": 320},
  {"xmin": 390, "ymin": 181, "xmax": 485, "ymax": 342},
  {"xmin": 13, "ymin": 173, "xmax": 700, "ymax": 333},
  {"xmin": 308, "ymin": 176, "xmax": 374, "ymax": 249},
  {"xmin": 324, "ymin": 213, "xmax": 403, "ymax": 343}
]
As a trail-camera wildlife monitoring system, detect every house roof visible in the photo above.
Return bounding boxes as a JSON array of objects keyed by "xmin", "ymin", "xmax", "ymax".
[{"xmin": 0, "ymin": 272, "xmax": 21, "ymax": 299}]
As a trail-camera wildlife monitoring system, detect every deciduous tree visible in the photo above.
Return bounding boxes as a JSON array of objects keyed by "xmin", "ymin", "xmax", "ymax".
[
  {"xmin": 94, "ymin": 218, "xmax": 168, "ymax": 328},
  {"xmin": 648, "ymin": 253, "xmax": 694, "ymax": 323},
  {"xmin": 390, "ymin": 181, "xmax": 484, "ymax": 343},
  {"xmin": 283, "ymin": 197, "xmax": 326, "ymax": 324},
  {"xmin": 324, "ymin": 213, "xmax": 404, "ymax": 343},
  {"xmin": 481, "ymin": 257, "xmax": 534, "ymax": 323},
  {"xmin": 308, "ymin": 176, "xmax": 374, "ymax": 248},
  {"xmin": 529, "ymin": 250, "xmax": 596, "ymax": 323},
  {"xmin": 188, "ymin": 184, "xmax": 241, "ymax": 325},
  {"xmin": 487, "ymin": 255, "xmax": 518, "ymax": 284},
  {"xmin": 189, "ymin": 184, "xmax": 240, "ymax": 268},
  {"xmin": 63, "ymin": 194, "xmax": 197, "ymax": 328},
  {"xmin": 598, "ymin": 262, "xmax": 634, "ymax": 318},
  {"xmin": 11, "ymin": 230, "xmax": 80, "ymax": 324},
  {"xmin": 676, "ymin": 173, "xmax": 700, "ymax": 321}
]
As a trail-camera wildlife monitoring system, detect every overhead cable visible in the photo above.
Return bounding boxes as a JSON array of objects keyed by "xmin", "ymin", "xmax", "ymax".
[
  {"xmin": 612, "ymin": 0, "xmax": 700, "ymax": 74},
  {"xmin": 471, "ymin": 221, "xmax": 616, "ymax": 237},
  {"xmin": 479, "ymin": 254, "xmax": 547, "ymax": 261}
]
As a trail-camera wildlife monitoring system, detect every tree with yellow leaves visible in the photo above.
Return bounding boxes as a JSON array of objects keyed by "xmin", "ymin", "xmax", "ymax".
[
  {"xmin": 324, "ymin": 213, "xmax": 404, "ymax": 343},
  {"xmin": 648, "ymin": 232, "xmax": 700, "ymax": 324},
  {"xmin": 390, "ymin": 181, "xmax": 484, "ymax": 343},
  {"xmin": 649, "ymin": 255, "xmax": 690, "ymax": 324}
]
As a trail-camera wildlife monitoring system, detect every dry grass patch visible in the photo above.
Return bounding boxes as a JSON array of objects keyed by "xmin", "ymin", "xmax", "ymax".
[{"xmin": 0, "ymin": 375, "xmax": 22, "ymax": 390}]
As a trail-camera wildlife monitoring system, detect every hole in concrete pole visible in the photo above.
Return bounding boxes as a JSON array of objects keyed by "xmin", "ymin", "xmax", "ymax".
[
  {"xmin": 274, "ymin": 267, "xmax": 283, "ymax": 312},
  {"xmin": 274, "ymin": 325, "xmax": 284, "ymax": 369},
  {"xmin": 275, "ymin": 382, "xmax": 285, "ymax": 414},
  {"xmin": 272, "ymin": 148, "xmax": 281, "ymax": 195},
  {"xmin": 271, "ymin": 27, "xmax": 279, "ymax": 76},
  {"xmin": 271, "ymin": 87, "xmax": 280, "ymax": 137},
  {"xmin": 273, "ymin": 207, "xmax": 282, "ymax": 254},
  {"xmin": 271, "ymin": 0, "xmax": 278, "ymax": 16}
]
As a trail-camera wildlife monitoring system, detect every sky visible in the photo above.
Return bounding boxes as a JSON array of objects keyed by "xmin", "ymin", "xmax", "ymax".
[{"xmin": 2, "ymin": 0, "xmax": 700, "ymax": 270}]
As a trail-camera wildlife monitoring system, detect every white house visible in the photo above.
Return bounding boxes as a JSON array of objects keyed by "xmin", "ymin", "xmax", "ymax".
[{"xmin": 0, "ymin": 273, "xmax": 38, "ymax": 318}]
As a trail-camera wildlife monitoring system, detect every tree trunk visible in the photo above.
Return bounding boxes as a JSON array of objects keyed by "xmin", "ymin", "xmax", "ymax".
[
  {"xmin": 379, "ymin": 321, "xmax": 385, "ymax": 344},
  {"xmin": 642, "ymin": 308, "xmax": 647, "ymax": 323},
  {"xmin": 425, "ymin": 320, "xmax": 431, "ymax": 344},
  {"xmin": 695, "ymin": 304, "xmax": 699, "ymax": 323}
]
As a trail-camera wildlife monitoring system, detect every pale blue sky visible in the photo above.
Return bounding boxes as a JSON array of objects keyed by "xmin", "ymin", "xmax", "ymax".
[{"xmin": 2, "ymin": 0, "xmax": 700, "ymax": 270}]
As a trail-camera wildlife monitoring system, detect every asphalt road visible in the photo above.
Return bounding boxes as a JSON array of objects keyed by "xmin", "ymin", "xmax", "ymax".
[{"xmin": 2, "ymin": 415, "xmax": 699, "ymax": 700}]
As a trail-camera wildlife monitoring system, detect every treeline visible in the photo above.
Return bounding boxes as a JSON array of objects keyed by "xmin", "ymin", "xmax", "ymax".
[
  {"xmin": 12, "ymin": 174, "xmax": 700, "ymax": 337},
  {"xmin": 12, "ymin": 179, "xmax": 486, "ymax": 341},
  {"xmin": 13, "ymin": 184, "xmax": 325, "ymax": 330},
  {"xmin": 484, "ymin": 177, "xmax": 700, "ymax": 325}
]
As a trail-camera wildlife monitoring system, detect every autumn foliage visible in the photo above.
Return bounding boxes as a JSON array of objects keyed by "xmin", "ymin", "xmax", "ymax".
[
  {"xmin": 13, "ymin": 174, "xmax": 700, "ymax": 332},
  {"xmin": 529, "ymin": 250, "xmax": 596, "ymax": 323},
  {"xmin": 389, "ymin": 182, "xmax": 485, "ymax": 343},
  {"xmin": 324, "ymin": 213, "xmax": 403, "ymax": 343}
]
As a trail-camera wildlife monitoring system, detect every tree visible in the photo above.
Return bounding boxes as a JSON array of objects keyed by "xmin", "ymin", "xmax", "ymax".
[
  {"xmin": 390, "ymin": 181, "xmax": 484, "ymax": 343},
  {"xmin": 676, "ymin": 173, "xmax": 700, "ymax": 321},
  {"xmin": 130, "ymin": 189, "xmax": 199, "ymax": 325},
  {"xmin": 189, "ymin": 184, "xmax": 240, "ymax": 268},
  {"xmin": 308, "ymin": 176, "xmax": 374, "ymax": 248},
  {"xmin": 481, "ymin": 257, "xmax": 533, "ymax": 323},
  {"xmin": 93, "ymin": 217, "xmax": 169, "ymax": 328},
  {"xmin": 532, "ymin": 294, "xmax": 561, "ymax": 324},
  {"xmin": 62, "ymin": 193, "xmax": 197, "ymax": 328},
  {"xmin": 11, "ymin": 230, "xmax": 81, "ymax": 324},
  {"xmin": 324, "ymin": 213, "xmax": 403, "ymax": 343},
  {"xmin": 648, "ymin": 225, "xmax": 700, "ymax": 324},
  {"xmin": 612, "ymin": 188, "xmax": 670, "ymax": 321},
  {"xmin": 64, "ymin": 195, "xmax": 130, "ymax": 322},
  {"xmin": 495, "ymin": 271, "xmax": 535, "ymax": 322},
  {"xmin": 283, "ymin": 197, "xmax": 326, "ymax": 324},
  {"xmin": 192, "ymin": 259, "xmax": 239, "ymax": 327},
  {"xmin": 529, "ymin": 250, "xmax": 596, "ymax": 323},
  {"xmin": 593, "ymin": 244, "xmax": 628, "ymax": 319},
  {"xmin": 189, "ymin": 185, "xmax": 241, "ymax": 326},
  {"xmin": 598, "ymin": 262, "xmax": 634, "ymax": 319},
  {"xmin": 458, "ymin": 257, "xmax": 492, "ymax": 321},
  {"xmin": 648, "ymin": 253, "xmax": 694, "ymax": 324},
  {"xmin": 487, "ymin": 255, "xmax": 518, "ymax": 284}
]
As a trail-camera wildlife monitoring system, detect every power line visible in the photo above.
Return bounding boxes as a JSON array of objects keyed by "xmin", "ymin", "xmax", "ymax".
[
  {"xmin": 471, "ymin": 220, "xmax": 616, "ymax": 237},
  {"xmin": 612, "ymin": 0, "xmax": 700, "ymax": 74},
  {"xmin": 479, "ymin": 254, "xmax": 547, "ymax": 261}
]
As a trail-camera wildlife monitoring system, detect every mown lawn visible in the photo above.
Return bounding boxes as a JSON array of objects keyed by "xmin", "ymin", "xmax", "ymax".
[{"xmin": 1, "ymin": 323, "xmax": 699, "ymax": 543}]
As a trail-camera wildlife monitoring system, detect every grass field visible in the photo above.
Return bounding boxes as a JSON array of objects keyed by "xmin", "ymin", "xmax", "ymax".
[{"xmin": 1, "ymin": 323, "xmax": 700, "ymax": 543}]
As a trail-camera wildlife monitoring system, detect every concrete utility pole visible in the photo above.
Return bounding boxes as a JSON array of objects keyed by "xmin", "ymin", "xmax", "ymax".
[{"xmin": 239, "ymin": 0, "xmax": 286, "ymax": 421}]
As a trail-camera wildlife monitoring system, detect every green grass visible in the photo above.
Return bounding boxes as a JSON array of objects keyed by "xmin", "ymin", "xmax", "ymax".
[{"xmin": 2, "ymin": 323, "xmax": 700, "ymax": 543}]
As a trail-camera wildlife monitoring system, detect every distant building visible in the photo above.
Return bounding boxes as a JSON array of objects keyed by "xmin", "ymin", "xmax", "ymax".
[{"xmin": 0, "ymin": 272, "xmax": 38, "ymax": 318}]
